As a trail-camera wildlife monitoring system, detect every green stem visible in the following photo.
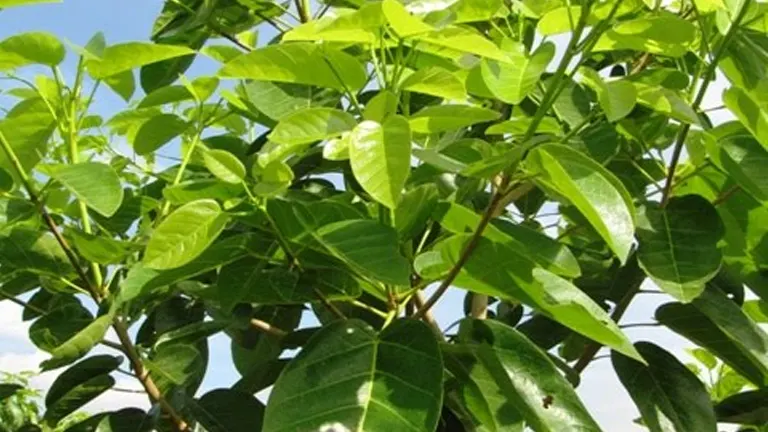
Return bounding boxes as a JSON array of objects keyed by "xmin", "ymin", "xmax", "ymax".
[
  {"xmin": 65, "ymin": 57, "xmax": 104, "ymax": 290},
  {"xmin": 350, "ymin": 300, "xmax": 388, "ymax": 319},
  {"xmin": 660, "ymin": 0, "xmax": 751, "ymax": 206}
]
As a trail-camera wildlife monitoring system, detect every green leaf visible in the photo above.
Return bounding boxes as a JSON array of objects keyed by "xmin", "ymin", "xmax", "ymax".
[
  {"xmin": 656, "ymin": 302, "xmax": 768, "ymax": 386},
  {"xmin": 133, "ymin": 113, "xmax": 189, "ymax": 155},
  {"xmin": 145, "ymin": 344, "xmax": 204, "ymax": 390},
  {"xmin": 87, "ymin": 42, "xmax": 195, "ymax": 79},
  {"xmin": 0, "ymin": 112, "xmax": 56, "ymax": 179},
  {"xmin": 417, "ymin": 27, "xmax": 510, "ymax": 62},
  {"xmin": 636, "ymin": 195, "xmax": 723, "ymax": 302},
  {"xmin": 120, "ymin": 233, "xmax": 265, "ymax": 303},
  {"xmin": 0, "ymin": 0, "xmax": 61, "ymax": 8},
  {"xmin": 693, "ymin": 285, "xmax": 768, "ymax": 377},
  {"xmin": 0, "ymin": 32, "xmax": 65, "ymax": 69},
  {"xmin": 144, "ymin": 199, "xmax": 230, "ymax": 270},
  {"xmin": 593, "ymin": 14, "xmax": 696, "ymax": 57},
  {"xmin": 44, "ymin": 355, "xmax": 119, "ymax": 424},
  {"xmin": 103, "ymin": 70, "xmax": 136, "ymax": 102},
  {"xmin": 715, "ymin": 388, "xmax": 768, "ymax": 425},
  {"xmin": 526, "ymin": 144, "xmax": 635, "ymax": 263},
  {"xmin": 44, "ymin": 162, "xmax": 124, "ymax": 217},
  {"xmin": 724, "ymin": 86, "xmax": 768, "ymax": 152},
  {"xmin": 29, "ymin": 303, "xmax": 93, "ymax": 352},
  {"xmin": 435, "ymin": 235, "xmax": 640, "ymax": 360},
  {"xmin": 95, "ymin": 408, "xmax": 152, "ymax": 432},
  {"xmin": 459, "ymin": 319, "xmax": 601, "ymax": 431},
  {"xmin": 434, "ymin": 202, "xmax": 580, "ymax": 277},
  {"xmin": 0, "ymin": 384, "xmax": 22, "ymax": 402},
  {"xmin": 218, "ymin": 258, "xmax": 361, "ymax": 308},
  {"xmin": 203, "ymin": 149, "xmax": 246, "ymax": 184},
  {"xmin": 383, "ymin": 0, "xmax": 434, "ymax": 37},
  {"xmin": 219, "ymin": 43, "xmax": 368, "ymax": 90},
  {"xmin": 349, "ymin": 116, "xmax": 412, "ymax": 209},
  {"xmin": 312, "ymin": 220, "xmax": 411, "ymax": 286},
  {"xmin": 400, "ymin": 66, "xmax": 467, "ymax": 100},
  {"xmin": 481, "ymin": 41, "xmax": 555, "ymax": 105},
  {"xmin": 705, "ymin": 123, "xmax": 768, "ymax": 202},
  {"xmin": 743, "ymin": 300, "xmax": 768, "ymax": 323},
  {"xmin": 190, "ymin": 389, "xmax": 265, "ymax": 432},
  {"xmin": 0, "ymin": 228, "xmax": 72, "ymax": 276},
  {"xmin": 137, "ymin": 85, "xmax": 195, "ymax": 108},
  {"xmin": 578, "ymin": 68, "xmax": 637, "ymax": 122},
  {"xmin": 441, "ymin": 344, "xmax": 524, "ymax": 431},
  {"xmin": 41, "ymin": 313, "xmax": 114, "ymax": 371},
  {"xmin": 410, "ymin": 105, "xmax": 500, "ymax": 133},
  {"xmin": 263, "ymin": 319, "xmax": 443, "ymax": 432},
  {"xmin": 163, "ymin": 180, "xmax": 244, "ymax": 205},
  {"xmin": 68, "ymin": 230, "xmax": 137, "ymax": 265},
  {"xmin": 394, "ymin": 184, "xmax": 439, "ymax": 240},
  {"xmin": 268, "ymin": 107, "xmax": 357, "ymax": 147},
  {"xmin": 364, "ymin": 90, "xmax": 398, "ymax": 122},
  {"xmin": 612, "ymin": 342, "xmax": 718, "ymax": 432}
]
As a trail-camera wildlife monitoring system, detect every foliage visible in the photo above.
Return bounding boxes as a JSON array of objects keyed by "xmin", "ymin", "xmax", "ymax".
[
  {"xmin": 0, "ymin": 371, "xmax": 87, "ymax": 431},
  {"xmin": 1, "ymin": 0, "xmax": 768, "ymax": 430}
]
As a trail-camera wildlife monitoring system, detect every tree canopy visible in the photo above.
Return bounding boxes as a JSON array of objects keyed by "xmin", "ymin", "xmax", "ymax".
[{"xmin": 1, "ymin": 0, "xmax": 768, "ymax": 430}]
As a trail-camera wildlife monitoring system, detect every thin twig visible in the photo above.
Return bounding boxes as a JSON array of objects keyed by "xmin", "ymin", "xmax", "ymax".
[
  {"xmin": 713, "ymin": 185, "xmax": 740, "ymax": 206},
  {"xmin": 413, "ymin": 291, "xmax": 443, "ymax": 338},
  {"xmin": 414, "ymin": 189, "xmax": 506, "ymax": 318}
]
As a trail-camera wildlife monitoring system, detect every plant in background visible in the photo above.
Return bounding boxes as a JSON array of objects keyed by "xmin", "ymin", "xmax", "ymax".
[
  {"xmin": 0, "ymin": 372, "xmax": 87, "ymax": 431},
  {"xmin": 0, "ymin": 0, "xmax": 768, "ymax": 430}
]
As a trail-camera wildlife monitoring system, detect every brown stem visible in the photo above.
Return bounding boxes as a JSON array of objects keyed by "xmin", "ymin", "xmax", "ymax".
[
  {"xmin": 414, "ymin": 189, "xmax": 506, "ymax": 319},
  {"xmin": 250, "ymin": 318, "xmax": 288, "ymax": 338},
  {"xmin": 573, "ymin": 254, "xmax": 645, "ymax": 374},
  {"xmin": 413, "ymin": 291, "xmax": 443, "ymax": 338},
  {"xmin": 113, "ymin": 320, "xmax": 189, "ymax": 431},
  {"xmin": 713, "ymin": 184, "xmax": 740, "ymax": 206}
]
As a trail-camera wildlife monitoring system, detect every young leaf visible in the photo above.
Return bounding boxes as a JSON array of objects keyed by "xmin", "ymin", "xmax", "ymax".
[
  {"xmin": 268, "ymin": 107, "xmax": 357, "ymax": 147},
  {"xmin": 0, "ymin": 32, "xmax": 65, "ymax": 69},
  {"xmin": 593, "ymin": 14, "xmax": 696, "ymax": 57},
  {"xmin": 263, "ymin": 319, "xmax": 443, "ymax": 432},
  {"xmin": 459, "ymin": 319, "xmax": 601, "ymax": 431},
  {"xmin": 0, "ymin": 0, "xmax": 61, "ymax": 8},
  {"xmin": 481, "ymin": 40, "xmax": 555, "ymax": 105},
  {"xmin": 203, "ymin": 149, "xmax": 246, "ymax": 184},
  {"xmin": 399, "ymin": 67, "xmax": 467, "ymax": 100},
  {"xmin": 218, "ymin": 43, "xmax": 368, "ymax": 90},
  {"xmin": 612, "ymin": 342, "xmax": 718, "ymax": 432},
  {"xmin": 87, "ymin": 42, "xmax": 195, "ymax": 78},
  {"xmin": 636, "ymin": 195, "xmax": 724, "ymax": 302},
  {"xmin": 143, "ymin": 199, "xmax": 230, "ymax": 270},
  {"xmin": 382, "ymin": 0, "xmax": 434, "ymax": 37},
  {"xmin": 44, "ymin": 162, "xmax": 124, "ymax": 217},
  {"xmin": 409, "ymin": 105, "xmax": 500, "ymax": 134},
  {"xmin": 349, "ymin": 116, "xmax": 412, "ymax": 209},
  {"xmin": 526, "ymin": 144, "xmax": 635, "ymax": 263}
]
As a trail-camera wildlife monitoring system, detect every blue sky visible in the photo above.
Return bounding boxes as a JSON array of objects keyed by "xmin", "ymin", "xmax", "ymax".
[{"xmin": 0, "ymin": 1, "xmax": 739, "ymax": 430}]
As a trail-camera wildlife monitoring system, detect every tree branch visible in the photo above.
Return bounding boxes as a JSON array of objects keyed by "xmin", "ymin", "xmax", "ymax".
[{"xmin": 0, "ymin": 130, "xmax": 190, "ymax": 432}]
